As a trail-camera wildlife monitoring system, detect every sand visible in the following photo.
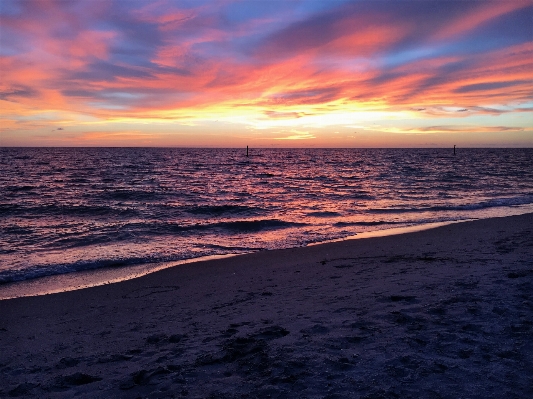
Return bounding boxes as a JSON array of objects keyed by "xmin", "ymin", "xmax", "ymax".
[{"xmin": 1, "ymin": 214, "xmax": 532, "ymax": 398}]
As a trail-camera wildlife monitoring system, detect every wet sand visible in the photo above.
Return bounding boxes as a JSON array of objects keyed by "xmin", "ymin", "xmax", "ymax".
[{"xmin": 1, "ymin": 214, "xmax": 532, "ymax": 398}]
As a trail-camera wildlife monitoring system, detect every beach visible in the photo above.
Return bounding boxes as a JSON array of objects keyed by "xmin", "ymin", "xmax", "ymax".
[{"xmin": 1, "ymin": 213, "xmax": 532, "ymax": 398}]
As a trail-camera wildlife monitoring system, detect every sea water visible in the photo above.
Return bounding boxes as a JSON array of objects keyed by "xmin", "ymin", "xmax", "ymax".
[{"xmin": 1, "ymin": 148, "xmax": 532, "ymax": 296}]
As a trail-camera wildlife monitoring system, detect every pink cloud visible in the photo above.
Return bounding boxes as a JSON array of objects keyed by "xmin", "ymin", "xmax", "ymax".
[{"xmin": 432, "ymin": 1, "xmax": 532, "ymax": 42}]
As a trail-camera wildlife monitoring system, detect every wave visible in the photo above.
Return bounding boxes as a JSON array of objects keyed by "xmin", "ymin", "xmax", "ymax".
[
  {"xmin": 185, "ymin": 204, "xmax": 265, "ymax": 216},
  {"xmin": 153, "ymin": 218, "xmax": 304, "ymax": 234},
  {"xmin": 256, "ymin": 172, "xmax": 277, "ymax": 178},
  {"xmin": 5, "ymin": 185, "xmax": 37, "ymax": 192},
  {"xmin": 306, "ymin": 211, "xmax": 342, "ymax": 218},
  {"xmin": 0, "ymin": 256, "xmax": 167, "ymax": 285},
  {"xmin": 101, "ymin": 189, "xmax": 164, "ymax": 201},
  {"xmin": 35, "ymin": 219, "xmax": 306, "ymax": 250},
  {"xmin": 212, "ymin": 219, "xmax": 304, "ymax": 233},
  {"xmin": 200, "ymin": 243, "xmax": 264, "ymax": 251},
  {"xmin": 159, "ymin": 219, "xmax": 305, "ymax": 234},
  {"xmin": 349, "ymin": 193, "xmax": 376, "ymax": 200},
  {"xmin": 369, "ymin": 194, "xmax": 533, "ymax": 214},
  {"xmin": 2, "ymin": 226, "xmax": 34, "ymax": 235},
  {"xmin": 0, "ymin": 240, "xmax": 265, "ymax": 285},
  {"xmin": 334, "ymin": 221, "xmax": 402, "ymax": 227},
  {"xmin": 0, "ymin": 204, "xmax": 139, "ymax": 217}
]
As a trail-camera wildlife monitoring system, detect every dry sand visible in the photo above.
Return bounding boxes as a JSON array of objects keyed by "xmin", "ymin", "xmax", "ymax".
[{"xmin": 1, "ymin": 214, "xmax": 532, "ymax": 398}]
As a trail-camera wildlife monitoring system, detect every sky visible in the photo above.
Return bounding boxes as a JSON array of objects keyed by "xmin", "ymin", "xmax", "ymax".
[{"xmin": 1, "ymin": 0, "xmax": 532, "ymax": 147}]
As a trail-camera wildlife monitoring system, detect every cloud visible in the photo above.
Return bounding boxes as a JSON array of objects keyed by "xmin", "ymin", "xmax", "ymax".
[
  {"xmin": 454, "ymin": 80, "xmax": 531, "ymax": 94},
  {"xmin": 273, "ymin": 130, "xmax": 315, "ymax": 140},
  {"xmin": 382, "ymin": 125, "xmax": 532, "ymax": 134},
  {"xmin": 1, "ymin": 0, "xmax": 532, "ymax": 144},
  {"xmin": 264, "ymin": 111, "xmax": 305, "ymax": 119},
  {"xmin": 263, "ymin": 87, "xmax": 342, "ymax": 106},
  {"xmin": 0, "ymin": 86, "xmax": 37, "ymax": 101}
]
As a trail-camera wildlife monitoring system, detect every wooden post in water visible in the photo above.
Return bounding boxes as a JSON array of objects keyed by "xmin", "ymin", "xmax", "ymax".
[
  {"xmin": 454, "ymin": 145, "xmax": 456, "ymax": 155},
  {"xmin": 247, "ymin": 146, "xmax": 249, "ymax": 157}
]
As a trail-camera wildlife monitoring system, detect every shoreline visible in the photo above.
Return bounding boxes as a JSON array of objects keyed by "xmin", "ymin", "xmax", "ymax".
[
  {"xmin": 1, "ymin": 213, "xmax": 532, "ymax": 397},
  {"xmin": 0, "ymin": 218, "xmax": 486, "ymax": 301},
  {"xmin": 1, "ymin": 207, "xmax": 532, "ymax": 301}
]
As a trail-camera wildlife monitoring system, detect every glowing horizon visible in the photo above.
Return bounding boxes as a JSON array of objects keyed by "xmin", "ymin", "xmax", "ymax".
[{"xmin": 1, "ymin": 0, "xmax": 532, "ymax": 147}]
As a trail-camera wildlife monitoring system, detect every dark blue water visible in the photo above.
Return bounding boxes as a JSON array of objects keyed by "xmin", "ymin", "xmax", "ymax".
[{"xmin": 1, "ymin": 148, "xmax": 532, "ymax": 285}]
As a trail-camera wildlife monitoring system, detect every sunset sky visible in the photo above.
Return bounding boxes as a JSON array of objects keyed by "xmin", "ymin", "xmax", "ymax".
[{"xmin": 1, "ymin": 0, "xmax": 532, "ymax": 147}]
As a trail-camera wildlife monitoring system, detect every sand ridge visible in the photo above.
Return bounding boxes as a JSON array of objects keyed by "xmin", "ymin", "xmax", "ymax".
[{"xmin": 1, "ymin": 214, "xmax": 532, "ymax": 398}]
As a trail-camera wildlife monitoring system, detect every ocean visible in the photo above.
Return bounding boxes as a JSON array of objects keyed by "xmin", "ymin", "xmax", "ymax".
[{"xmin": 1, "ymin": 147, "xmax": 532, "ymax": 297}]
